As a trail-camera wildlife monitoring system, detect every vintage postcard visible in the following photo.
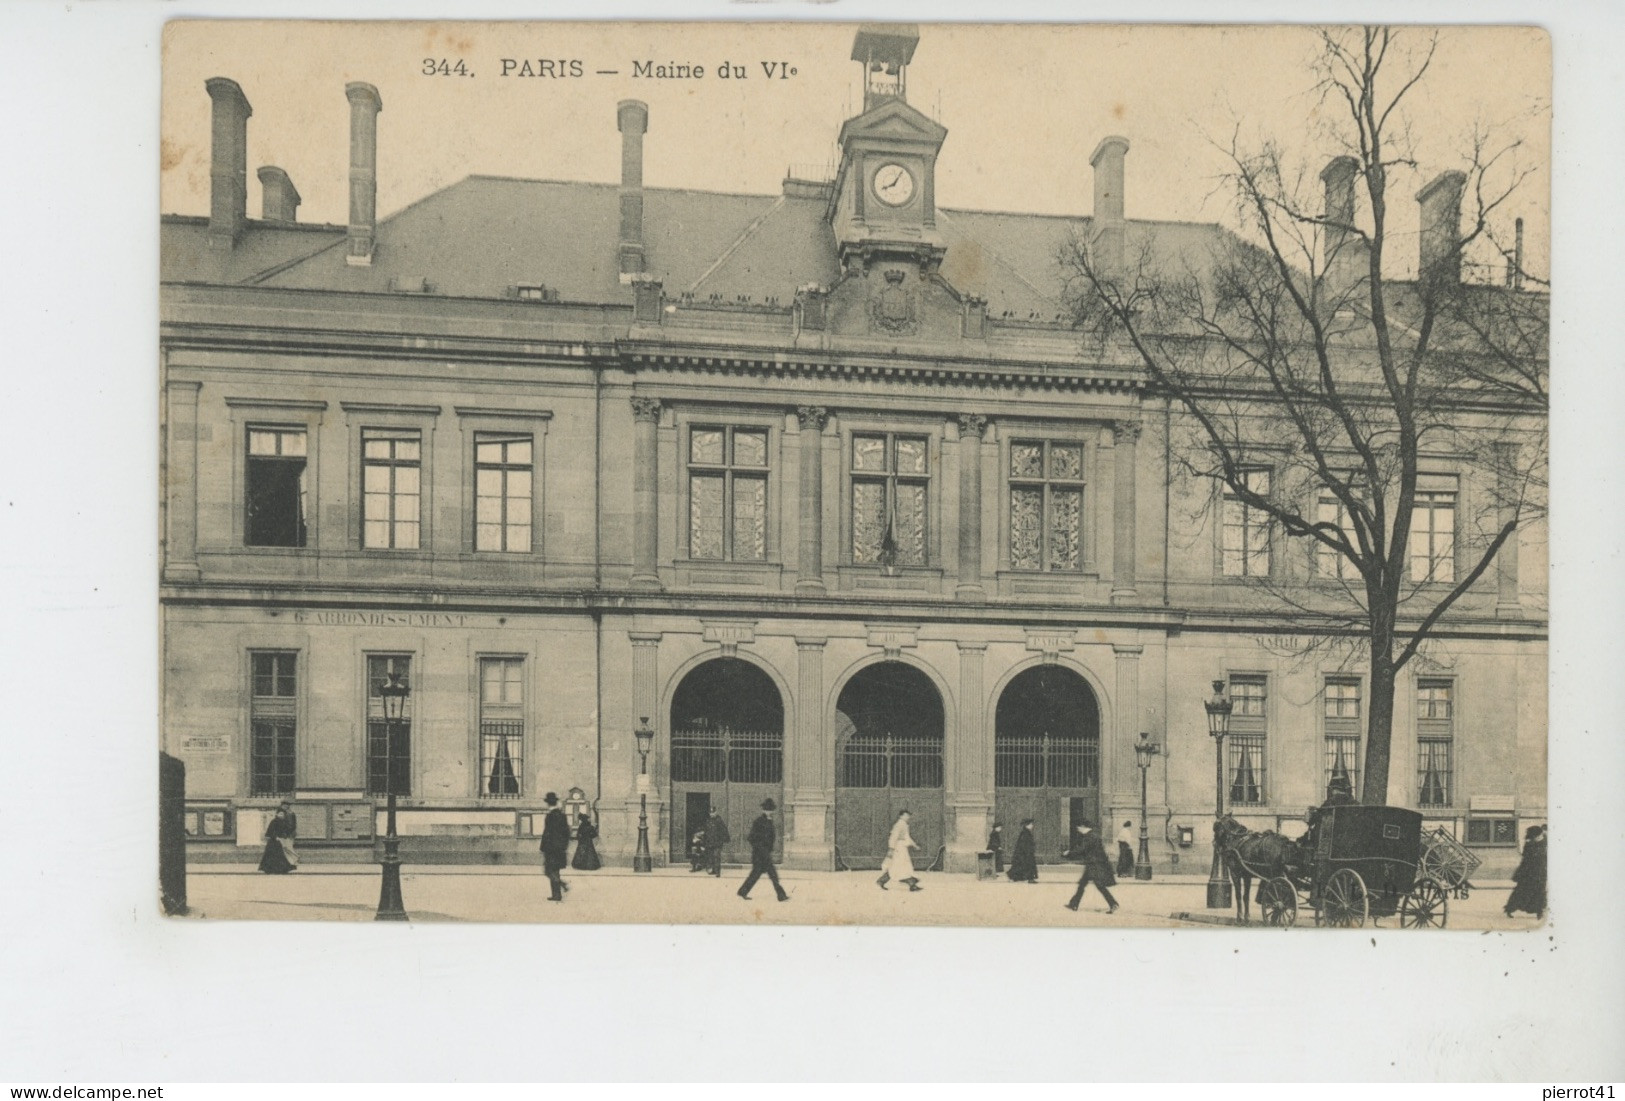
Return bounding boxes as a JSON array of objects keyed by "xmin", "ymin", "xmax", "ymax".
[{"xmin": 159, "ymin": 20, "xmax": 1549, "ymax": 929}]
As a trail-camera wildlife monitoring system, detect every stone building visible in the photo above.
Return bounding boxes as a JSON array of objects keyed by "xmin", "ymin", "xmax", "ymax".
[{"xmin": 160, "ymin": 27, "xmax": 1546, "ymax": 876}]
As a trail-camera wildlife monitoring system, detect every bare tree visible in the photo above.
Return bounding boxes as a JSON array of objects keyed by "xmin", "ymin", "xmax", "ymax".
[{"xmin": 1062, "ymin": 27, "xmax": 1547, "ymax": 805}]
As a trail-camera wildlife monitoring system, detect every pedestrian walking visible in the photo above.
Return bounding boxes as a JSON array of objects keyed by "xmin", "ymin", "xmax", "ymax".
[
  {"xmin": 877, "ymin": 808, "xmax": 922, "ymax": 891},
  {"xmin": 571, "ymin": 813, "xmax": 602, "ymax": 871},
  {"xmin": 257, "ymin": 803, "xmax": 298, "ymax": 874},
  {"xmin": 1007, "ymin": 818, "xmax": 1039, "ymax": 883},
  {"xmin": 737, "ymin": 799, "xmax": 789, "ymax": 901},
  {"xmin": 1116, "ymin": 819, "xmax": 1136, "ymax": 877},
  {"xmin": 703, "ymin": 809, "xmax": 732, "ymax": 876},
  {"xmin": 1504, "ymin": 824, "xmax": 1546, "ymax": 919},
  {"xmin": 1064, "ymin": 820, "xmax": 1119, "ymax": 914},
  {"xmin": 539, "ymin": 792, "xmax": 571, "ymax": 902},
  {"xmin": 987, "ymin": 821, "xmax": 1005, "ymax": 875}
]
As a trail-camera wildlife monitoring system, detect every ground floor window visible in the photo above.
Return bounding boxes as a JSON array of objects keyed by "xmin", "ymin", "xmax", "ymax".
[{"xmin": 366, "ymin": 655, "xmax": 413, "ymax": 796}]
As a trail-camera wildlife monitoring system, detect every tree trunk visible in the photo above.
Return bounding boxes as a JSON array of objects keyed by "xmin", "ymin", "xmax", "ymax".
[{"xmin": 1363, "ymin": 651, "xmax": 1397, "ymax": 806}]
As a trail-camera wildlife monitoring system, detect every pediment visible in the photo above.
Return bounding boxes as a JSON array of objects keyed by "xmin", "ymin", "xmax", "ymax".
[{"xmin": 837, "ymin": 99, "xmax": 948, "ymax": 148}]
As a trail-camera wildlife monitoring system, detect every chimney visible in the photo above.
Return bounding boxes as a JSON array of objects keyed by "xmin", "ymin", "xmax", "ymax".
[
  {"xmin": 205, "ymin": 78, "xmax": 252, "ymax": 249},
  {"xmin": 1320, "ymin": 155, "xmax": 1367, "ymax": 301},
  {"xmin": 617, "ymin": 100, "xmax": 649, "ymax": 276},
  {"xmin": 345, "ymin": 82, "xmax": 383, "ymax": 267},
  {"xmin": 257, "ymin": 166, "xmax": 301, "ymax": 225},
  {"xmin": 1507, "ymin": 216, "xmax": 1525, "ymax": 291},
  {"xmin": 1416, "ymin": 170, "xmax": 1466, "ymax": 291},
  {"xmin": 1089, "ymin": 136, "xmax": 1129, "ymax": 274}
]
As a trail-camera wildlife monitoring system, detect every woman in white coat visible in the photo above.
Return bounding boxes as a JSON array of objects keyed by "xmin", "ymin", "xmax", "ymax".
[{"xmin": 877, "ymin": 809, "xmax": 922, "ymax": 891}]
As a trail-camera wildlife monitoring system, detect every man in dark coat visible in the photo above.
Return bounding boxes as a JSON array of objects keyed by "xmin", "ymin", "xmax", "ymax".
[
  {"xmin": 703, "ymin": 809, "xmax": 732, "ymax": 877},
  {"xmin": 1007, "ymin": 818, "xmax": 1039, "ymax": 883},
  {"xmin": 1299, "ymin": 776, "xmax": 1357, "ymax": 866},
  {"xmin": 539, "ymin": 791, "xmax": 571, "ymax": 902},
  {"xmin": 1064, "ymin": 820, "xmax": 1119, "ymax": 914},
  {"xmin": 737, "ymin": 798, "xmax": 789, "ymax": 901},
  {"xmin": 1504, "ymin": 825, "xmax": 1547, "ymax": 919}
]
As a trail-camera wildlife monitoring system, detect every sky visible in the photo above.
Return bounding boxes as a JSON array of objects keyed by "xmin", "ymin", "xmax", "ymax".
[{"xmin": 161, "ymin": 21, "xmax": 1550, "ymax": 281}]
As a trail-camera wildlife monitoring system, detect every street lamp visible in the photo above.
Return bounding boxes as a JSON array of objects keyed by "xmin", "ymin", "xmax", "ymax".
[
  {"xmin": 633, "ymin": 717, "xmax": 654, "ymax": 873},
  {"xmin": 375, "ymin": 664, "xmax": 410, "ymax": 922},
  {"xmin": 1133, "ymin": 731, "xmax": 1160, "ymax": 881},
  {"xmin": 1204, "ymin": 678, "xmax": 1234, "ymax": 910}
]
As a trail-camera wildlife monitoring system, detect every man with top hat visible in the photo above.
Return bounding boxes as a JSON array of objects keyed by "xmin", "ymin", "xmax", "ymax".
[
  {"xmin": 1299, "ymin": 775, "xmax": 1357, "ymax": 867},
  {"xmin": 737, "ymin": 798, "xmax": 789, "ymax": 902},
  {"xmin": 539, "ymin": 791, "xmax": 571, "ymax": 902},
  {"xmin": 1063, "ymin": 819, "xmax": 1119, "ymax": 914}
]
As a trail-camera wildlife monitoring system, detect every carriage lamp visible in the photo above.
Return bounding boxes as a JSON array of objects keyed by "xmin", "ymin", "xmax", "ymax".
[
  {"xmin": 633, "ymin": 717, "xmax": 654, "ymax": 873},
  {"xmin": 1134, "ymin": 732, "xmax": 1161, "ymax": 881},
  {"xmin": 375, "ymin": 665, "xmax": 410, "ymax": 922},
  {"xmin": 1204, "ymin": 679, "xmax": 1234, "ymax": 910}
]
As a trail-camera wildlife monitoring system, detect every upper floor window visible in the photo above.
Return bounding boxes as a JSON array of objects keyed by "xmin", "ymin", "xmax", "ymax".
[
  {"xmin": 1410, "ymin": 474, "xmax": 1457, "ymax": 583},
  {"xmin": 249, "ymin": 651, "xmax": 297, "ymax": 796},
  {"xmin": 1228, "ymin": 674, "xmax": 1268, "ymax": 805},
  {"xmin": 1009, "ymin": 440, "xmax": 1085, "ymax": 571},
  {"xmin": 1417, "ymin": 678, "xmax": 1454, "ymax": 808},
  {"xmin": 1222, "ymin": 468, "xmax": 1272, "ymax": 577},
  {"xmin": 852, "ymin": 433, "xmax": 929, "ymax": 567},
  {"xmin": 362, "ymin": 429, "xmax": 421, "ymax": 550},
  {"xmin": 1324, "ymin": 677, "xmax": 1362, "ymax": 796},
  {"xmin": 1316, "ymin": 490, "xmax": 1360, "ymax": 580},
  {"xmin": 245, "ymin": 426, "xmax": 307, "ymax": 547},
  {"xmin": 688, "ymin": 427, "xmax": 767, "ymax": 562},
  {"xmin": 474, "ymin": 433, "xmax": 532, "ymax": 553}
]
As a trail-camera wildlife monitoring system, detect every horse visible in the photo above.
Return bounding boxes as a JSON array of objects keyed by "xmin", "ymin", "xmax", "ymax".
[{"xmin": 1214, "ymin": 815, "xmax": 1301, "ymax": 924}]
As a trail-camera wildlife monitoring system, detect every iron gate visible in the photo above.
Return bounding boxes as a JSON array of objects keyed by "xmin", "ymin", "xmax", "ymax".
[{"xmin": 670, "ymin": 726, "xmax": 783, "ymax": 863}]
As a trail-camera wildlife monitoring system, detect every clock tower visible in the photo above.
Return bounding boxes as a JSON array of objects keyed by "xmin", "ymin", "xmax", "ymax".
[{"xmin": 829, "ymin": 25, "xmax": 949, "ymax": 274}]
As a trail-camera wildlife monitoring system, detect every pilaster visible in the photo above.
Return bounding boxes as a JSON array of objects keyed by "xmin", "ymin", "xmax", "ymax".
[
  {"xmin": 955, "ymin": 414, "xmax": 987, "ymax": 600},
  {"xmin": 1112, "ymin": 420, "xmax": 1140, "ymax": 603},
  {"xmin": 163, "ymin": 381, "xmax": 203, "ymax": 582},
  {"xmin": 785, "ymin": 637, "xmax": 833, "ymax": 869},
  {"xmin": 630, "ymin": 397, "xmax": 662, "ymax": 587},
  {"xmin": 796, "ymin": 406, "xmax": 828, "ymax": 594}
]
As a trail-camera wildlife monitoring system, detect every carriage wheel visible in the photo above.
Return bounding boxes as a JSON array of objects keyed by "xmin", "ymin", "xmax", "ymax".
[
  {"xmin": 1420, "ymin": 842, "xmax": 1471, "ymax": 892},
  {"xmin": 1318, "ymin": 869, "xmax": 1368, "ymax": 928},
  {"xmin": 1399, "ymin": 878, "xmax": 1449, "ymax": 929},
  {"xmin": 1259, "ymin": 877, "xmax": 1297, "ymax": 928}
]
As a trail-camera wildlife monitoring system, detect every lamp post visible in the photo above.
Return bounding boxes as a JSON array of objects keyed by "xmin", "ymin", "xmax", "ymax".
[
  {"xmin": 633, "ymin": 717, "xmax": 654, "ymax": 873},
  {"xmin": 375, "ymin": 665, "xmax": 409, "ymax": 921},
  {"xmin": 1133, "ymin": 731, "xmax": 1160, "ymax": 881},
  {"xmin": 1204, "ymin": 678, "xmax": 1234, "ymax": 910}
]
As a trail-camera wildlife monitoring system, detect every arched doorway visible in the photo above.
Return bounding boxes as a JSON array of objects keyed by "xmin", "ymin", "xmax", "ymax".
[
  {"xmin": 994, "ymin": 664, "xmax": 1101, "ymax": 863},
  {"xmin": 833, "ymin": 661, "xmax": 946, "ymax": 870},
  {"xmin": 669, "ymin": 657, "xmax": 784, "ymax": 864}
]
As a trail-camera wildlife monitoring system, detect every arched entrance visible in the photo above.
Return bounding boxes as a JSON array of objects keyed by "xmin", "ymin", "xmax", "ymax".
[
  {"xmin": 994, "ymin": 664, "xmax": 1101, "ymax": 863},
  {"xmin": 833, "ymin": 661, "xmax": 946, "ymax": 870},
  {"xmin": 669, "ymin": 657, "xmax": 784, "ymax": 864}
]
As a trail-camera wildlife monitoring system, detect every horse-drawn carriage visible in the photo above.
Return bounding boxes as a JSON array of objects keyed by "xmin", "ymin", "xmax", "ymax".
[{"xmin": 1221, "ymin": 805, "xmax": 1450, "ymax": 928}]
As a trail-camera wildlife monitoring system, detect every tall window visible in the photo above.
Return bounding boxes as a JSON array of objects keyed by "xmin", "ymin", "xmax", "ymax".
[
  {"xmin": 362, "ymin": 429, "xmax": 421, "ymax": 550},
  {"xmin": 1228, "ymin": 674, "xmax": 1268, "ymax": 805},
  {"xmin": 245, "ymin": 426, "xmax": 307, "ymax": 547},
  {"xmin": 852, "ymin": 433, "xmax": 929, "ymax": 566},
  {"xmin": 1417, "ymin": 678, "xmax": 1454, "ymax": 807},
  {"xmin": 1316, "ymin": 491, "xmax": 1359, "ymax": 580},
  {"xmin": 366, "ymin": 655, "xmax": 412, "ymax": 796},
  {"xmin": 479, "ymin": 658, "xmax": 524, "ymax": 797},
  {"xmin": 688, "ymin": 427, "xmax": 767, "ymax": 562},
  {"xmin": 474, "ymin": 433, "xmax": 532, "ymax": 553},
  {"xmin": 1222, "ymin": 469, "xmax": 1272, "ymax": 577},
  {"xmin": 249, "ymin": 652, "xmax": 297, "ymax": 795},
  {"xmin": 1410, "ymin": 473, "xmax": 1457, "ymax": 583},
  {"xmin": 1009, "ymin": 440, "xmax": 1085, "ymax": 571},
  {"xmin": 1324, "ymin": 677, "xmax": 1362, "ymax": 796}
]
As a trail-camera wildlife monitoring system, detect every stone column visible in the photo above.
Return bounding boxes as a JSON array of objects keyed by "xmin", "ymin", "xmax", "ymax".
[
  {"xmin": 630, "ymin": 397, "xmax": 661, "ymax": 587},
  {"xmin": 947, "ymin": 640, "xmax": 992, "ymax": 872},
  {"xmin": 786, "ymin": 637, "xmax": 832, "ymax": 869},
  {"xmin": 1111, "ymin": 419, "xmax": 1141, "ymax": 603},
  {"xmin": 1111, "ymin": 644, "xmax": 1143, "ymax": 805},
  {"xmin": 796, "ymin": 406, "xmax": 828, "ymax": 594},
  {"xmin": 955, "ymin": 414, "xmax": 987, "ymax": 600},
  {"xmin": 164, "ymin": 381, "xmax": 202, "ymax": 582},
  {"xmin": 625, "ymin": 632, "xmax": 665, "ymax": 863},
  {"xmin": 1494, "ymin": 441, "xmax": 1522, "ymax": 617}
]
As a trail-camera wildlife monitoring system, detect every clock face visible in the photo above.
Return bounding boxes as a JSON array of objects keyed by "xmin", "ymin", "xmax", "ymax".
[{"xmin": 872, "ymin": 162, "xmax": 916, "ymax": 207}]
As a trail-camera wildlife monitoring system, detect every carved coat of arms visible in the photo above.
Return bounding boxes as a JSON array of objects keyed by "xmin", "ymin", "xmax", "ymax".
[{"xmin": 869, "ymin": 269, "xmax": 918, "ymax": 335}]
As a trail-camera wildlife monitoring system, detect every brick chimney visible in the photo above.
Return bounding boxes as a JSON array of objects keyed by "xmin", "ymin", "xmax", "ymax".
[
  {"xmin": 1320, "ymin": 155, "xmax": 1368, "ymax": 301},
  {"xmin": 1416, "ymin": 170, "xmax": 1466, "ymax": 291},
  {"xmin": 345, "ymin": 82, "xmax": 383, "ymax": 267},
  {"xmin": 205, "ymin": 78, "xmax": 252, "ymax": 249},
  {"xmin": 257, "ymin": 166, "xmax": 301, "ymax": 225},
  {"xmin": 617, "ymin": 100, "xmax": 649, "ymax": 276},
  {"xmin": 1089, "ymin": 136, "xmax": 1129, "ymax": 275}
]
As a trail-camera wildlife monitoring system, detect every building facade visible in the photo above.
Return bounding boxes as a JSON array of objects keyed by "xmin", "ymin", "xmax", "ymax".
[{"xmin": 161, "ymin": 29, "xmax": 1547, "ymax": 875}]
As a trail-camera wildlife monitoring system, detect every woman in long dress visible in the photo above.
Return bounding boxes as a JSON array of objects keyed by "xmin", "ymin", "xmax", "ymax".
[
  {"xmin": 877, "ymin": 809, "xmax": 922, "ymax": 891},
  {"xmin": 571, "ymin": 814, "xmax": 602, "ymax": 871},
  {"xmin": 257, "ymin": 803, "xmax": 297, "ymax": 874},
  {"xmin": 1504, "ymin": 825, "xmax": 1546, "ymax": 918},
  {"xmin": 1007, "ymin": 818, "xmax": 1039, "ymax": 883}
]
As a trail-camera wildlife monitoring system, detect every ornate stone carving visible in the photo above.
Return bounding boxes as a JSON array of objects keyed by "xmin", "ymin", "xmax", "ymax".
[
  {"xmin": 796, "ymin": 405, "xmax": 829, "ymax": 431},
  {"xmin": 1115, "ymin": 419, "xmax": 1143, "ymax": 442},
  {"xmin": 630, "ymin": 396, "xmax": 663, "ymax": 422},
  {"xmin": 956, "ymin": 413, "xmax": 988, "ymax": 438},
  {"xmin": 868, "ymin": 269, "xmax": 918, "ymax": 335}
]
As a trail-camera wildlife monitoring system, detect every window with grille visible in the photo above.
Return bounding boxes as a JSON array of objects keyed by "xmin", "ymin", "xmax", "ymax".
[
  {"xmin": 245, "ymin": 426, "xmax": 307, "ymax": 547},
  {"xmin": 249, "ymin": 651, "xmax": 297, "ymax": 796},
  {"xmin": 1222, "ymin": 468, "xmax": 1272, "ymax": 577},
  {"xmin": 1009, "ymin": 440, "xmax": 1086, "ymax": 571},
  {"xmin": 1324, "ymin": 677, "xmax": 1361, "ymax": 796},
  {"xmin": 851, "ymin": 433, "xmax": 929, "ymax": 566},
  {"xmin": 365, "ymin": 655, "xmax": 412, "ymax": 796},
  {"xmin": 1410, "ymin": 474, "xmax": 1457, "ymax": 583},
  {"xmin": 362, "ymin": 429, "xmax": 421, "ymax": 550},
  {"xmin": 474, "ymin": 433, "xmax": 532, "ymax": 553},
  {"xmin": 688, "ymin": 426, "xmax": 767, "ymax": 562},
  {"xmin": 479, "ymin": 657, "xmax": 523, "ymax": 796},
  {"xmin": 1227, "ymin": 674, "xmax": 1268, "ymax": 805},
  {"xmin": 1417, "ymin": 678, "xmax": 1454, "ymax": 807}
]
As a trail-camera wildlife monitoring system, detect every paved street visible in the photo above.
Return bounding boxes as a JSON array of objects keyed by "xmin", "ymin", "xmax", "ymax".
[{"xmin": 180, "ymin": 863, "xmax": 1538, "ymax": 930}]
